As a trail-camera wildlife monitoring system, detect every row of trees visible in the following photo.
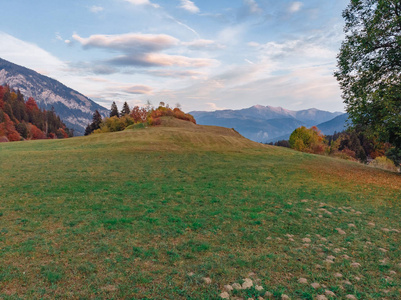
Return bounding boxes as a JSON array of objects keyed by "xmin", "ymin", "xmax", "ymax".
[
  {"xmin": 282, "ymin": 125, "xmax": 397, "ymax": 169},
  {"xmin": 85, "ymin": 101, "xmax": 196, "ymax": 135},
  {"xmin": 0, "ymin": 85, "xmax": 72, "ymax": 142}
]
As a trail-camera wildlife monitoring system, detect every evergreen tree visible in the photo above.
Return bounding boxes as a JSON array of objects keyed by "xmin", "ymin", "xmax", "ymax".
[
  {"xmin": 121, "ymin": 102, "xmax": 130, "ymax": 116},
  {"xmin": 84, "ymin": 124, "xmax": 92, "ymax": 136},
  {"xmin": 110, "ymin": 102, "xmax": 119, "ymax": 118},
  {"xmin": 92, "ymin": 110, "xmax": 103, "ymax": 131}
]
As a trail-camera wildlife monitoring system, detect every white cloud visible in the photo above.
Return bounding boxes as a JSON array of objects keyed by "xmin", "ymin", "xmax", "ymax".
[
  {"xmin": 0, "ymin": 31, "xmax": 66, "ymax": 76},
  {"xmin": 122, "ymin": 0, "xmax": 159, "ymax": 8},
  {"xmin": 288, "ymin": 1, "xmax": 303, "ymax": 13},
  {"xmin": 244, "ymin": 0, "xmax": 262, "ymax": 14},
  {"xmin": 179, "ymin": 0, "xmax": 200, "ymax": 14},
  {"xmin": 89, "ymin": 5, "xmax": 104, "ymax": 13},
  {"xmin": 182, "ymin": 39, "xmax": 225, "ymax": 50},
  {"xmin": 72, "ymin": 33, "xmax": 179, "ymax": 52},
  {"xmin": 121, "ymin": 85, "xmax": 153, "ymax": 94}
]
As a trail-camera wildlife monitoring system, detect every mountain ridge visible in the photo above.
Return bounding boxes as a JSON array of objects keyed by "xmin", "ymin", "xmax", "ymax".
[
  {"xmin": 190, "ymin": 105, "xmax": 344, "ymax": 143},
  {"xmin": 0, "ymin": 57, "xmax": 108, "ymax": 135}
]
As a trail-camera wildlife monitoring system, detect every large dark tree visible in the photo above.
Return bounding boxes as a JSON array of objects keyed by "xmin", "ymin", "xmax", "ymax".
[
  {"xmin": 335, "ymin": 0, "xmax": 401, "ymax": 164},
  {"xmin": 121, "ymin": 102, "xmax": 130, "ymax": 116},
  {"xmin": 85, "ymin": 110, "xmax": 103, "ymax": 135},
  {"xmin": 110, "ymin": 101, "xmax": 119, "ymax": 118}
]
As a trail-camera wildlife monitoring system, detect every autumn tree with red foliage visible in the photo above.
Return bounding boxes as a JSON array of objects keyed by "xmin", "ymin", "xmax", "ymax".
[{"xmin": 0, "ymin": 85, "xmax": 72, "ymax": 142}]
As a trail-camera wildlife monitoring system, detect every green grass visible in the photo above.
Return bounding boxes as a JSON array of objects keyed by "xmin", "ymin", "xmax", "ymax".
[{"xmin": 0, "ymin": 120, "xmax": 400, "ymax": 299}]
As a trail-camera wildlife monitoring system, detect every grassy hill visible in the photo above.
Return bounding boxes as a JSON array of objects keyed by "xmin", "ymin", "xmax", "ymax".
[{"xmin": 0, "ymin": 118, "xmax": 400, "ymax": 299}]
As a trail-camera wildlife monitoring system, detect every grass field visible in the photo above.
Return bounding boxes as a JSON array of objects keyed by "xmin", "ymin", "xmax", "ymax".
[{"xmin": 0, "ymin": 118, "xmax": 400, "ymax": 299}]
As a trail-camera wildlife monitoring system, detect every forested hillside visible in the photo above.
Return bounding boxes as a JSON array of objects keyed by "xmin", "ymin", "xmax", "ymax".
[{"xmin": 0, "ymin": 85, "xmax": 72, "ymax": 142}]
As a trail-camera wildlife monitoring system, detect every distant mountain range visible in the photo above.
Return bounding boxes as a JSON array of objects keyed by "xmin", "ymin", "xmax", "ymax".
[
  {"xmin": 190, "ymin": 105, "xmax": 348, "ymax": 143},
  {"xmin": 0, "ymin": 58, "xmax": 108, "ymax": 135}
]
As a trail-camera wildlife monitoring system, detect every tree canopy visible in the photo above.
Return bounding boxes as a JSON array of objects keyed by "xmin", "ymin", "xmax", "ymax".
[{"xmin": 335, "ymin": 0, "xmax": 401, "ymax": 164}]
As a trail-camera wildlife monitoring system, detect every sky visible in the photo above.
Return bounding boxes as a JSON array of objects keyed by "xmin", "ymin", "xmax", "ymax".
[{"xmin": 0, "ymin": 0, "xmax": 349, "ymax": 112}]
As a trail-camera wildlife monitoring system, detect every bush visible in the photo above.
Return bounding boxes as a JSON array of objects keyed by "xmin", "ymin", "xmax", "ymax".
[{"xmin": 370, "ymin": 156, "xmax": 399, "ymax": 172}]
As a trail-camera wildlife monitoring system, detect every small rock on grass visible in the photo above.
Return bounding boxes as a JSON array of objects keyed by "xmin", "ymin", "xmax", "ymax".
[
  {"xmin": 203, "ymin": 277, "xmax": 212, "ymax": 284},
  {"xmin": 298, "ymin": 278, "xmax": 308, "ymax": 284},
  {"xmin": 367, "ymin": 222, "xmax": 375, "ymax": 227},
  {"xmin": 325, "ymin": 290, "xmax": 336, "ymax": 296},
  {"xmin": 242, "ymin": 278, "xmax": 253, "ymax": 289},
  {"xmin": 351, "ymin": 262, "xmax": 361, "ymax": 268},
  {"xmin": 311, "ymin": 282, "xmax": 320, "ymax": 289},
  {"xmin": 346, "ymin": 295, "xmax": 357, "ymax": 300},
  {"xmin": 302, "ymin": 238, "xmax": 311, "ymax": 243},
  {"xmin": 224, "ymin": 285, "xmax": 233, "ymax": 291},
  {"xmin": 316, "ymin": 296, "xmax": 327, "ymax": 300},
  {"xmin": 281, "ymin": 295, "xmax": 290, "ymax": 299},
  {"xmin": 334, "ymin": 273, "xmax": 343, "ymax": 278},
  {"xmin": 232, "ymin": 283, "xmax": 242, "ymax": 290},
  {"xmin": 255, "ymin": 285, "xmax": 264, "ymax": 291},
  {"xmin": 264, "ymin": 291, "xmax": 273, "ymax": 298},
  {"xmin": 220, "ymin": 292, "xmax": 230, "ymax": 299},
  {"xmin": 335, "ymin": 228, "xmax": 346, "ymax": 235}
]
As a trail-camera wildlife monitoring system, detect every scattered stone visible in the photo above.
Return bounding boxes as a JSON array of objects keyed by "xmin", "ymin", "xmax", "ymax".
[
  {"xmin": 224, "ymin": 285, "xmax": 233, "ymax": 292},
  {"xmin": 334, "ymin": 273, "xmax": 343, "ymax": 278},
  {"xmin": 247, "ymin": 298, "xmax": 254, "ymax": 300},
  {"xmin": 367, "ymin": 222, "xmax": 375, "ymax": 227},
  {"xmin": 384, "ymin": 276, "xmax": 393, "ymax": 281},
  {"xmin": 289, "ymin": 238, "xmax": 294, "ymax": 242},
  {"xmin": 298, "ymin": 278, "xmax": 308, "ymax": 284},
  {"xmin": 379, "ymin": 248, "xmax": 388, "ymax": 253},
  {"xmin": 325, "ymin": 290, "xmax": 336, "ymax": 297},
  {"xmin": 316, "ymin": 296, "xmax": 327, "ymax": 300},
  {"xmin": 187, "ymin": 272, "xmax": 195, "ymax": 276},
  {"xmin": 320, "ymin": 237, "xmax": 328, "ymax": 242},
  {"xmin": 301, "ymin": 199, "xmax": 308, "ymax": 203},
  {"xmin": 333, "ymin": 248, "xmax": 341, "ymax": 253},
  {"xmin": 258, "ymin": 297, "xmax": 264, "ymax": 300},
  {"xmin": 348, "ymin": 224, "xmax": 356, "ymax": 228},
  {"xmin": 327, "ymin": 255, "xmax": 336, "ymax": 260},
  {"xmin": 389, "ymin": 270, "xmax": 397, "ymax": 275},
  {"xmin": 351, "ymin": 262, "xmax": 361, "ymax": 268},
  {"xmin": 286, "ymin": 234, "xmax": 294, "ymax": 238},
  {"xmin": 365, "ymin": 241, "xmax": 372, "ymax": 245},
  {"xmin": 355, "ymin": 211, "xmax": 362, "ymax": 215},
  {"xmin": 382, "ymin": 228, "xmax": 390, "ymax": 232},
  {"xmin": 276, "ymin": 238, "xmax": 282, "ymax": 241},
  {"xmin": 343, "ymin": 280, "xmax": 352, "ymax": 285},
  {"xmin": 342, "ymin": 254, "xmax": 351, "ymax": 260},
  {"xmin": 315, "ymin": 264, "xmax": 323, "ymax": 269},
  {"xmin": 255, "ymin": 285, "xmax": 264, "ymax": 291},
  {"xmin": 319, "ymin": 215, "xmax": 323, "ymax": 218},
  {"xmin": 335, "ymin": 228, "xmax": 346, "ymax": 235},
  {"xmin": 324, "ymin": 259, "xmax": 334, "ymax": 264},
  {"xmin": 248, "ymin": 272, "xmax": 256, "ymax": 277},
  {"xmin": 391, "ymin": 229, "xmax": 400, "ymax": 233},
  {"xmin": 242, "ymin": 278, "xmax": 253, "ymax": 289},
  {"xmin": 232, "ymin": 283, "xmax": 242, "ymax": 290},
  {"xmin": 346, "ymin": 295, "xmax": 356, "ymax": 299},
  {"xmin": 264, "ymin": 291, "xmax": 273, "ymax": 297},
  {"xmin": 220, "ymin": 292, "xmax": 230, "ymax": 299},
  {"xmin": 311, "ymin": 282, "xmax": 320, "ymax": 289},
  {"xmin": 281, "ymin": 295, "xmax": 290, "ymax": 300},
  {"xmin": 354, "ymin": 276, "xmax": 361, "ymax": 281},
  {"xmin": 305, "ymin": 209, "xmax": 312, "ymax": 212},
  {"xmin": 203, "ymin": 277, "xmax": 212, "ymax": 284},
  {"xmin": 266, "ymin": 237, "xmax": 272, "ymax": 240}
]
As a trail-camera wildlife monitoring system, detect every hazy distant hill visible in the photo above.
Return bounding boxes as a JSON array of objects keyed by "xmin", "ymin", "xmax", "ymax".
[
  {"xmin": 0, "ymin": 58, "xmax": 108, "ymax": 135},
  {"xmin": 190, "ymin": 105, "xmax": 343, "ymax": 143},
  {"xmin": 315, "ymin": 113, "xmax": 349, "ymax": 135}
]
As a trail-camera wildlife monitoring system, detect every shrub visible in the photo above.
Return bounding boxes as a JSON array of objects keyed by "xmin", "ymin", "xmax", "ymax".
[{"xmin": 370, "ymin": 156, "xmax": 399, "ymax": 172}]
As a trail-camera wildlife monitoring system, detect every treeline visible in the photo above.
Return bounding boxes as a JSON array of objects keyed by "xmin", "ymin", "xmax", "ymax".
[
  {"xmin": 85, "ymin": 101, "xmax": 196, "ymax": 135},
  {"xmin": 270, "ymin": 125, "xmax": 399, "ymax": 171},
  {"xmin": 0, "ymin": 85, "xmax": 72, "ymax": 142}
]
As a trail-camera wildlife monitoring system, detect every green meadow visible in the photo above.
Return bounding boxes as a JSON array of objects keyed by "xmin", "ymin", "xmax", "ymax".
[{"xmin": 0, "ymin": 119, "xmax": 400, "ymax": 299}]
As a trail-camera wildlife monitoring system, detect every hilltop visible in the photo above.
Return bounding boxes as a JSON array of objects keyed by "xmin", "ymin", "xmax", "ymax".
[{"xmin": 0, "ymin": 121, "xmax": 400, "ymax": 299}]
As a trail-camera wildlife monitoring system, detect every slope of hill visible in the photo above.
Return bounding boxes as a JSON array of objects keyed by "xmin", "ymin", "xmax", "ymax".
[
  {"xmin": 0, "ymin": 58, "xmax": 108, "ymax": 135},
  {"xmin": 0, "ymin": 121, "xmax": 400, "ymax": 298},
  {"xmin": 190, "ymin": 105, "xmax": 343, "ymax": 143}
]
